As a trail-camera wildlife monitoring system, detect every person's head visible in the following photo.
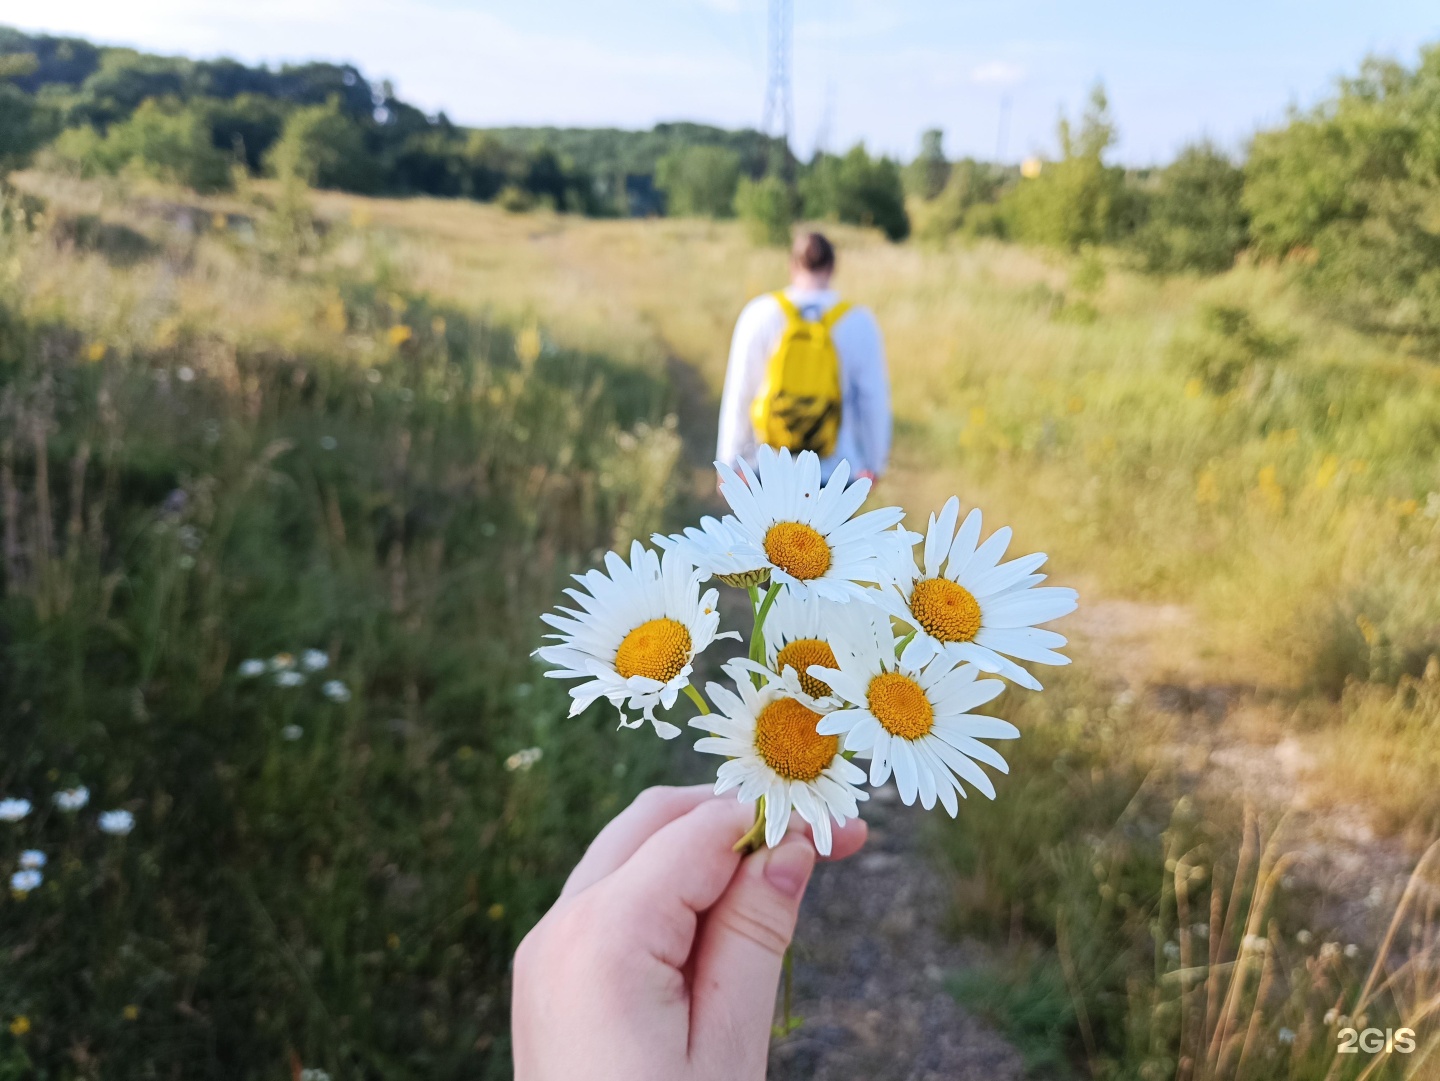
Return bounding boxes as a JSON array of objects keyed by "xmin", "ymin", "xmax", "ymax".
[{"xmin": 789, "ymin": 231, "xmax": 835, "ymax": 290}]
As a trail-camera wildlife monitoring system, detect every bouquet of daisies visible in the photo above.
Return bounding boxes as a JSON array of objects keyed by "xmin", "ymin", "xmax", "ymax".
[{"xmin": 535, "ymin": 446, "xmax": 1078, "ymax": 855}]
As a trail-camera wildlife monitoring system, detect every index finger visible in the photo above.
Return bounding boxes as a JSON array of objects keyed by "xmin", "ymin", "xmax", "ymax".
[{"xmin": 560, "ymin": 784, "xmax": 716, "ymax": 899}]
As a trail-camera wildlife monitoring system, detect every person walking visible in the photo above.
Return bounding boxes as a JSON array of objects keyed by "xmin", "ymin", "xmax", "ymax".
[{"xmin": 716, "ymin": 231, "xmax": 891, "ymax": 484}]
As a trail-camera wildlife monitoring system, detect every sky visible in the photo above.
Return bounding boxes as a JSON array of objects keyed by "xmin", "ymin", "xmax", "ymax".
[{"xmin": 3, "ymin": 0, "xmax": 1439, "ymax": 165}]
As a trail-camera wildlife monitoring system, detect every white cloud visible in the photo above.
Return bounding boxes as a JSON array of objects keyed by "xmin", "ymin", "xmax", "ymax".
[{"xmin": 970, "ymin": 60, "xmax": 1025, "ymax": 86}]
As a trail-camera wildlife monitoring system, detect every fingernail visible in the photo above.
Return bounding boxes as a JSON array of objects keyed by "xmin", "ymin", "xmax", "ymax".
[{"xmin": 763, "ymin": 838, "xmax": 815, "ymax": 899}]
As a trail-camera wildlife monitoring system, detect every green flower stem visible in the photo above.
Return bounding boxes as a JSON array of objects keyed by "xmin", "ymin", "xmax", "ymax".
[
  {"xmin": 896, "ymin": 630, "xmax": 917, "ymax": 658},
  {"xmin": 682, "ymin": 682, "xmax": 711, "ymax": 716},
  {"xmin": 733, "ymin": 797, "xmax": 767, "ymax": 854},
  {"xmin": 749, "ymin": 582, "xmax": 782, "ymax": 665}
]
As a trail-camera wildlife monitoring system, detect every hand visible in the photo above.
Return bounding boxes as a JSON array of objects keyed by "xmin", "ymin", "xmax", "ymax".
[
  {"xmin": 855, "ymin": 469, "xmax": 877, "ymax": 483},
  {"xmin": 512, "ymin": 786, "xmax": 868, "ymax": 1081}
]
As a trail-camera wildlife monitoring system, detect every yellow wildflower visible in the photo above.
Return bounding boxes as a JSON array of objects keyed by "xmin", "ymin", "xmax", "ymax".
[
  {"xmin": 8, "ymin": 1016, "xmax": 29, "ymax": 1037},
  {"xmin": 387, "ymin": 325, "xmax": 413, "ymax": 347}
]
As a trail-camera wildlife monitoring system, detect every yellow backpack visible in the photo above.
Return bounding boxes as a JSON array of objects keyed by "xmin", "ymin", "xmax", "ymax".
[{"xmin": 750, "ymin": 292, "xmax": 851, "ymax": 457}]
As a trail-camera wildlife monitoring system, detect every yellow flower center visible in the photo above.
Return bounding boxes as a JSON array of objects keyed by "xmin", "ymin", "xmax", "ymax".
[
  {"xmin": 614, "ymin": 618, "xmax": 692, "ymax": 683},
  {"xmin": 774, "ymin": 638, "xmax": 838, "ymax": 700},
  {"xmin": 763, "ymin": 521, "xmax": 832, "ymax": 581},
  {"xmin": 754, "ymin": 697, "xmax": 837, "ymax": 782},
  {"xmin": 868, "ymin": 671, "xmax": 934, "ymax": 740},
  {"xmin": 909, "ymin": 577, "xmax": 982, "ymax": 643}
]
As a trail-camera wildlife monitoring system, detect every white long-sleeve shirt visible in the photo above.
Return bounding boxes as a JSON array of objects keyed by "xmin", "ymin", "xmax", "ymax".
[{"xmin": 715, "ymin": 287, "xmax": 891, "ymax": 480}]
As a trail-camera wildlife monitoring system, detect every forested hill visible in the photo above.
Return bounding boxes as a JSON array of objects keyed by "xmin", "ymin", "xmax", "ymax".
[{"xmin": 0, "ymin": 26, "xmax": 785, "ymax": 214}]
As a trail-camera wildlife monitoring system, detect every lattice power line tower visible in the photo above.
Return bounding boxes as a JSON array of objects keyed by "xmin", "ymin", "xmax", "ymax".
[{"xmin": 760, "ymin": 0, "xmax": 793, "ymax": 149}]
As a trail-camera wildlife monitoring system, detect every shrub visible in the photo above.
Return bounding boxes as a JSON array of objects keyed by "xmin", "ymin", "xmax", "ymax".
[
  {"xmin": 1000, "ymin": 84, "xmax": 1128, "ymax": 250},
  {"xmin": 266, "ymin": 96, "xmax": 377, "ymax": 192},
  {"xmin": 801, "ymin": 144, "xmax": 910, "ymax": 241},
  {"xmin": 655, "ymin": 145, "xmax": 741, "ymax": 218},
  {"xmin": 913, "ymin": 158, "xmax": 1008, "ymax": 242},
  {"xmin": 735, "ymin": 174, "xmax": 794, "ymax": 246},
  {"xmin": 51, "ymin": 99, "xmax": 232, "ymax": 192},
  {"xmin": 1131, "ymin": 142, "xmax": 1248, "ymax": 273}
]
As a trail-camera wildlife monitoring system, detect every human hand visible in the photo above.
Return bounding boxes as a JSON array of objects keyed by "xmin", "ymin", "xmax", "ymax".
[
  {"xmin": 855, "ymin": 469, "xmax": 876, "ymax": 483},
  {"xmin": 511, "ymin": 785, "xmax": 868, "ymax": 1081}
]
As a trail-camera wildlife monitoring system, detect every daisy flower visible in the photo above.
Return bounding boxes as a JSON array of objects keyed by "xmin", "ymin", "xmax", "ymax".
[
  {"xmin": 875, "ymin": 496, "xmax": 1078, "ymax": 690},
  {"xmin": 760, "ymin": 590, "xmax": 849, "ymax": 706},
  {"xmin": 274, "ymin": 670, "xmax": 305, "ymax": 688},
  {"xmin": 301, "ymin": 649, "xmax": 330, "ymax": 672},
  {"xmin": 716, "ymin": 447, "xmax": 904, "ymax": 603},
  {"xmin": 691, "ymin": 660, "xmax": 867, "ymax": 855},
  {"xmin": 321, "ymin": 679, "xmax": 351, "ymax": 702},
  {"xmin": 238, "ymin": 659, "xmax": 266, "ymax": 678},
  {"xmin": 811, "ymin": 605, "xmax": 1017, "ymax": 816},
  {"xmin": 53, "ymin": 786, "xmax": 89, "ymax": 812},
  {"xmin": 10, "ymin": 869, "xmax": 41, "ymax": 895},
  {"xmin": 99, "ymin": 810, "xmax": 135, "ymax": 836},
  {"xmin": 653, "ymin": 515, "xmax": 769, "ymax": 588},
  {"xmin": 18, "ymin": 851, "xmax": 45, "ymax": 870},
  {"xmin": 0, "ymin": 798, "xmax": 31, "ymax": 822},
  {"xmin": 535, "ymin": 540, "xmax": 735, "ymax": 739}
]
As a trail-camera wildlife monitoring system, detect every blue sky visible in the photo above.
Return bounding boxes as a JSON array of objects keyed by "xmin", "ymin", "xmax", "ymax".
[{"xmin": 3, "ymin": 0, "xmax": 1438, "ymax": 164}]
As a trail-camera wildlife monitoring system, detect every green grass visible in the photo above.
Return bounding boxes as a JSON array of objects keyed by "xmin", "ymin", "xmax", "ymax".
[{"xmin": 0, "ymin": 181, "xmax": 684, "ymax": 1078}]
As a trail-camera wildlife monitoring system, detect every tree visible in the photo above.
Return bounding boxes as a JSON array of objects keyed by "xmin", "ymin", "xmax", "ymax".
[
  {"xmin": 801, "ymin": 144, "xmax": 910, "ymax": 241},
  {"xmin": 60, "ymin": 98, "xmax": 232, "ymax": 191},
  {"xmin": 266, "ymin": 97, "xmax": 376, "ymax": 192},
  {"xmin": 1131, "ymin": 142, "xmax": 1248, "ymax": 273},
  {"xmin": 655, "ymin": 145, "xmax": 741, "ymax": 217},
  {"xmin": 1001, "ymin": 83, "xmax": 1128, "ymax": 249},
  {"xmin": 736, "ymin": 174, "xmax": 794, "ymax": 245},
  {"xmin": 914, "ymin": 157, "xmax": 1008, "ymax": 241},
  {"xmin": 905, "ymin": 128, "xmax": 949, "ymax": 201}
]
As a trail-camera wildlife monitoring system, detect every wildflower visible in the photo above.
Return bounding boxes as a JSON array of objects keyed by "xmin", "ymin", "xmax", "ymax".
[
  {"xmin": 0, "ymin": 798, "xmax": 32, "ymax": 822},
  {"xmin": 299, "ymin": 1070, "xmax": 331, "ymax": 1081},
  {"xmin": 282, "ymin": 724, "xmax": 304, "ymax": 741},
  {"xmin": 1344, "ymin": 943, "xmax": 1359, "ymax": 959},
  {"xmin": 1278, "ymin": 1027, "xmax": 1295, "ymax": 1045},
  {"xmin": 177, "ymin": 366, "xmax": 196, "ymax": 383},
  {"xmin": 122, "ymin": 1004, "xmax": 139, "ymax": 1021},
  {"xmin": 714, "ymin": 447, "xmax": 906, "ymax": 603},
  {"xmin": 8, "ymin": 1016, "xmax": 29, "ymax": 1036},
  {"xmin": 505, "ymin": 747, "xmax": 543, "ymax": 772},
  {"xmin": 99, "ymin": 810, "xmax": 135, "ymax": 836},
  {"xmin": 1162, "ymin": 941, "xmax": 1181, "ymax": 961},
  {"xmin": 18, "ymin": 851, "xmax": 45, "ymax": 870},
  {"xmin": 873, "ymin": 496, "xmax": 1078, "ymax": 690},
  {"xmin": 691, "ymin": 660, "xmax": 867, "ymax": 855},
  {"xmin": 86, "ymin": 341, "xmax": 107, "ymax": 361},
  {"xmin": 10, "ymin": 869, "xmax": 41, "ymax": 894},
  {"xmin": 1242, "ymin": 933, "xmax": 1269, "ymax": 953},
  {"xmin": 387, "ymin": 324, "xmax": 413, "ymax": 347},
  {"xmin": 487, "ymin": 902, "xmax": 505, "ymax": 920},
  {"xmin": 654, "ymin": 515, "xmax": 770, "ymax": 588},
  {"xmin": 319, "ymin": 436, "xmax": 338, "ymax": 451},
  {"xmin": 534, "ymin": 540, "xmax": 735, "ymax": 738},
  {"xmin": 275, "ymin": 671, "xmax": 305, "ymax": 688},
  {"xmin": 321, "ymin": 680, "xmax": 351, "ymax": 702},
  {"xmin": 238, "ymin": 659, "xmax": 266, "ymax": 678},
  {"xmin": 53, "ymin": 786, "xmax": 89, "ymax": 811},
  {"xmin": 760, "ymin": 591, "xmax": 849, "ymax": 706},
  {"xmin": 810, "ymin": 604, "xmax": 1015, "ymax": 815},
  {"xmin": 1296, "ymin": 929, "xmax": 1313, "ymax": 945},
  {"xmin": 301, "ymin": 649, "xmax": 329, "ymax": 672},
  {"xmin": 1323, "ymin": 1009, "xmax": 1339, "ymax": 1025}
]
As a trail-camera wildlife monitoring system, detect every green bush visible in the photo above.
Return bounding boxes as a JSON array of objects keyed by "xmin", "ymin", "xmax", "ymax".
[
  {"xmin": 0, "ymin": 81, "xmax": 53, "ymax": 174},
  {"xmin": 801, "ymin": 144, "xmax": 910, "ymax": 241},
  {"xmin": 266, "ymin": 97, "xmax": 377, "ymax": 192},
  {"xmin": 999, "ymin": 84, "xmax": 1128, "ymax": 250},
  {"xmin": 655, "ymin": 145, "xmax": 741, "ymax": 218},
  {"xmin": 735, "ymin": 174, "xmax": 794, "ymax": 246},
  {"xmin": 904, "ymin": 128, "xmax": 949, "ymax": 201},
  {"xmin": 914, "ymin": 158, "xmax": 1009, "ymax": 242},
  {"xmin": 52, "ymin": 99, "xmax": 233, "ymax": 192},
  {"xmin": 1131, "ymin": 142, "xmax": 1248, "ymax": 273}
]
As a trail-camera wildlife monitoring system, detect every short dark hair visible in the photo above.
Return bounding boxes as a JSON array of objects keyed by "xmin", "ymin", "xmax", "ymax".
[{"xmin": 791, "ymin": 231, "xmax": 835, "ymax": 273}]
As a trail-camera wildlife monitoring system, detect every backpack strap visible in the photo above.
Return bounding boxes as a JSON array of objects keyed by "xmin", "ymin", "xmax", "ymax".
[
  {"xmin": 820, "ymin": 301, "xmax": 852, "ymax": 329},
  {"xmin": 771, "ymin": 291, "xmax": 803, "ymax": 326}
]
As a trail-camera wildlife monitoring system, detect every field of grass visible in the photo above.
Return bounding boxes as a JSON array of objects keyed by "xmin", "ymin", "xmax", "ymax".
[{"xmin": 3, "ymin": 171, "xmax": 1439, "ymax": 1079}]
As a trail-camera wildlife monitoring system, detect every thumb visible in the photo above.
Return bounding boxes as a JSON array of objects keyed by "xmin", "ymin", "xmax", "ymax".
[{"xmin": 687, "ymin": 833, "xmax": 816, "ymax": 1070}]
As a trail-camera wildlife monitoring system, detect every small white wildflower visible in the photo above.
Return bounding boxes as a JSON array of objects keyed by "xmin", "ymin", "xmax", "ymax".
[
  {"xmin": 1278, "ymin": 1027, "xmax": 1295, "ymax": 1045},
  {"xmin": 18, "ymin": 850, "xmax": 45, "ymax": 870},
  {"xmin": 299, "ymin": 1069, "xmax": 331, "ymax": 1081},
  {"xmin": 238, "ymin": 659, "xmax": 266, "ymax": 678},
  {"xmin": 1323, "ymin": 1009, "xmax": 1339, "ymax": 1025},
  {"xmin": 99, "ymin": 810, "xmax": 135, "ymax": 836},
  {"xmin": 1319, "ymin": 942, "xmax": 1341, "ymax": 961},
  {"xmin": 505, "ymin": 747, "xmax": 543, "ymax": 772},
  {"xmin": 1296, "ymin": 929, "xmax": 1313, "ymax": 945},
  {"xmin": 282, "ymin": 724, "xmax": 304, "ymax": 741},
  {"xmin": 301, "ymin": 649, "xmax": 329, "ymax": 672},
  {"xmin": 53, "ymin": 786, "xmax": 90, "ymax": 812},
  {"xmin": 1242, "ymin": 934, "xmax": 1269, "ymax": 953},
  {"xmin": 321, "ymin": 680, "xmax": 351, "ymax": 702},
  {"xmin": 275, "ymin": 671, "xmax": 305, "ymax": 688},
  {"xmin": 176, "ymin": 366, "xmax": 196, "ymax": 383},
  {"xmin": 1344, "ymin": 943, "xmax": 1360, "ymax": 959},
  {"xmin": 1162, "ymin": 941, "xmax": 1181, "ymax": 961},
  {"xmin": 0, "ymin": 798, "xmax": 32, "ymax": 822},
  {"xmin": 9, "ymin": 869, "xmax": 41, "ymax": 894},
  {"xmin": 319, "ymin": 436, "xmax": 338, "ymax": 451}
]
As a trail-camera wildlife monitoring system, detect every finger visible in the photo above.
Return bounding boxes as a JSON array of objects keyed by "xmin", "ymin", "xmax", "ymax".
[
  {"xmin": 817, "ymin": 816, "xmax": 868, "ymax": 861},
  {"xmin": 688, "ymin": 833, "xmax": 817, "ymax": 1068},
  {"xmin": 561, "ymin": 785, "xmax": 717, "ymax": 899},
  {"xmin": 599, "ymin": 797, "xmax": 754, "ymax": 968}
]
